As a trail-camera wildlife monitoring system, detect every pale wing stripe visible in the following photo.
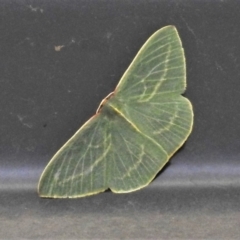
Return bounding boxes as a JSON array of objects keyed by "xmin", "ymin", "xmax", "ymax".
[
  {"xmin": 135, "ymin": 108, "xmax": 186, "ymax": 142},
  {"xmin": 149, "ymin": 101, "xmax": 189, "ymax": 110},
  {"xmin": 149, "ymin": 101, "xmax": 185, "ymax": 106},
  {"xmin": 140, "ymin": 55, "xmax": 171, "ymax": 82},
  {"xmin": 47, "ymin": 159, "xmax": 60, "ymax": 195},
  {"xmin": 154, "ymin": 102, "xmax": 192, "ymax": 113},
  {"xmin": 129, "ymin": 91, "xmax": 180, "ymax": 100},
  {"xmin": 152, "ymin": 106, "xmax": 186, "ymax": 136},
  {"xmin": 154, "ymin": 124, "xmax": 180, "ymax": 145},
  {"xmin": 129, "ymin": 106, "xmax": 188, "ymax": 138},
  {"xmin": 138, "ymin": 129, "xmax": 168, "ymax": 157},
  {"xmin": 56, "ymin": 151, "xmax": 71, "ymax": 183},
  {"xmin": 126, "ymin": 53, "xmax": 183, "ymax": 92},
  {"xmin": 89, "ymin": 145, "xmax": 93, "ymax": 191},
  {"xmin": 125, "ymin": 141, "xmax": 158, "ymax": 168},
  {"xmin": 122, "ymin": 59, "xmax": 183, "ymax": 96},
  {"xmin": 157, "ymin": 65, "xmax": 182, "ymax": 72},
  {"xmin": 116, "ymin": 149, "xmax": 129, "ymax": 176},
  {"xmin": 120, "ymin": 135, "xmax": 145, "ymax": 183},
  {"xmin": 128, "ymin": 142, "xmax": 158, "ymax": 173},
  {"xmin": 103, "ymin": 132, "xmax": 107, "ymax": 186},
  {"xmin": 156, "ymin": 109, "xmax": 190, "ymax": 124},
  {"xmin": 114, "ymin": 29, "xmax": 176, "ymax": 91},
  {"xmin": 79, "ymin": 150, "xmax": 85, "ymax": 193},
  {"xmin": 147, "ymin": 31, "xmax": 176, "ymax": 47},
  {"xmin": 114, "ymin": 151, "xmax": 130, "ymax": 190},
  {"xmin": 142, "ymin": 54, "xmax": 182, "ymax": 77},
  {"xmin": 113, "ymin": 146, "xmax": 132, "ymax": 189},
  {"xmin": 155, "ymin": 120, "xmax": 185, "ymax": 141},
  {"xmin": 115, "ymin": 122, "xmax": 161, "ymax": 183},
  {"xmin": 114, "ymin": 154, "xmax": 137, "ymax": 187},
  {"xmin": 120, "ymin": 139, "xmax": 155, "ymax": 178},
  {"xmin": 142, "ymin": 48, "xmax": 182, "ymax": 65},
  {"xmin": 142, "ymin": 103, "xmax": 190, "ymax": 119},
  {"xmin": 147, "ymin": 116, "xmax": 182, "ymax": 146},
  {"xmin": 69, "ymin": 119, "xmax": 102, "ymax": 192},
  {"xmin": 60, "ymin": 120, "xmax": 102, "ymax": 187},
  {"xmin": 133, "ymin": 76, "xmax": 182, "ymax": 82},
  {"xmin": 156, "ymin": 118, "xmax": 190, "ymax": 131},
  {"xmin": 135, "ymin": 66, "xmax": 182, "ymax": 99},
  {"xmin": 137, "ymin": 44, "xmax": 171, "ymax": 102},
  {"xmin": 150, "ymin": 105, "xmax": 191, "ymax": 122},
  {"xmin": 141, "ymin": 38, "xmax": 179, "ymax": 61},
  {"xmin": 48, "ymin": 151, "xmax": 66, "ymax": 184},
  {"xmin": 141, "ymin": 113, "xmax": 181, "ymax": 144},
  {"xmin": 121, "ymin": 137, "xmax": 142, "ymax": 181},
  {"xmin": 122, "ymin": 139, "xmax": 164, "ymax": 174},
  {"xmin": 63, "ymin": 138, "xmax": 111, "ymax": 185},
  {"xmin": 126, "ymin": 76, "xmax": 181, "ymax": 97},
  {"xmin": 139, "ymin": 45, "xmax": 172, "ymax": 102},
  {"xmin": 61, "ymin": 150, "xmax": 78, "ymax": 186},
  {"xmin": 140, "ymin": 101, "xmax": 184, "ymax": 105},
  {"xmin": 48, "ymin": 149, "xmax": 71, "ymax": 195},
  {"xmin": 139, "ymin": 65, "xmax": 182, "ymax": 78}
]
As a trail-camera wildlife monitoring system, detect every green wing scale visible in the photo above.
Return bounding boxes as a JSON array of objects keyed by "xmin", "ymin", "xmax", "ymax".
[{"xmin": 38, "ymin": 26, "xmax": 193, "ymax": 198}]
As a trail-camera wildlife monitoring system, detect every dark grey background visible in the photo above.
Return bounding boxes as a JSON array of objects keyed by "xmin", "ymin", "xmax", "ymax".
[{"xmin": 1, "ymin": 0, "xmax": 240, "ymax": 239}]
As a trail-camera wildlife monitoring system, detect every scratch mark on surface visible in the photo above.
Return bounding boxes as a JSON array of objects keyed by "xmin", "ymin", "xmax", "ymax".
[
  {"xmin": 23, "ymin": 122, "xmax": 33, "ymax": 128},
  {"xmin": 28, "ymin": 5, "xmax": 44, "ymax": 13},
  {"xmin": 179, "ymin": 15, "xmax": 204, "ymax": 48},
  {"xmin": 17, "ymin": 115, "xmax": 33, "ymax": 128},
  {"xmin": 179, "ymin": 14, "xmax": 206, "ymax": 58},
  {"xmin": 181, "ymin": 16, "xmax": 197, "ymax": 39}
]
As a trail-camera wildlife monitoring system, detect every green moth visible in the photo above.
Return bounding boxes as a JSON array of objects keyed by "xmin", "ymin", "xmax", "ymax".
[{"xmin": 38, "ymin": 26, "xmax": 193, "ymax": 198}]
